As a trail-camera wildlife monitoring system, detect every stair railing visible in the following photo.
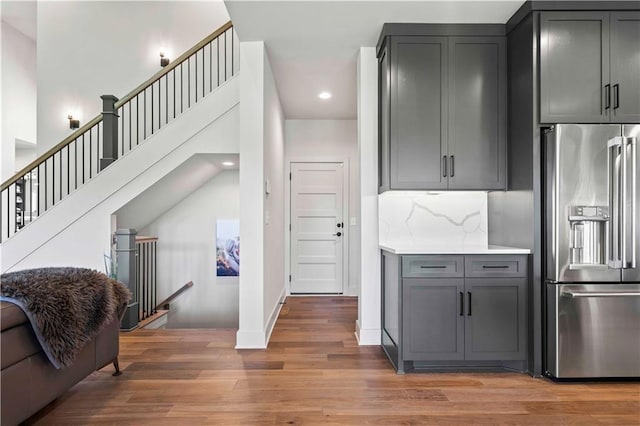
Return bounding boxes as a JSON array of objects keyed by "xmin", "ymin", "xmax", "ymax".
[
  {"xmin": 136, "ymin": 236, "xmax": 158, "ymax": 321},
  {"xmin": 1, "ymin": 21, "xmax": 236, "ymax": 242}
]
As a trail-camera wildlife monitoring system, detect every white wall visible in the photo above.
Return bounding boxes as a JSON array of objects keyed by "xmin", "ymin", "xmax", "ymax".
[
  {"xmin": 15, "ymin": 146, "xmax": 37, "ymax": 172},
  {"xmin": 141, "ymin": 170, "xmax": 239, "ymax": 328},
  {"xmin": 237, "ymin": 41, "xmax": 286, "ymax": 349},
  {"xmin": 284, "ymin": 119, "xmax": 360, "ymax": 295},
  {"xmin": 1, "ymin": 21, "xmax": 36, "ymax": 180},
  {"xmin": 36, "ymin": 1, "xmax": 229, "ymax": 155},
  {"xmin": 263, "ymin": 50, "xmax": 286, "ymax": 330},
  {"xmin": 356, "ymin": 47, "xmax": 380, "ymax": 345}
]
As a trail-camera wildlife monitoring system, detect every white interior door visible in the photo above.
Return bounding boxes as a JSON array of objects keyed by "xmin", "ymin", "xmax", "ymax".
[{"xmin": 291, "ymin": 162, "xmax": 344, "ymax": 294}]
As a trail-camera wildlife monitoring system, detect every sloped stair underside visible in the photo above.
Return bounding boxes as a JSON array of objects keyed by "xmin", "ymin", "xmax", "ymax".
[{"xmin": 1, "ymin": 76, "xmax": 239, "ymax": 273}]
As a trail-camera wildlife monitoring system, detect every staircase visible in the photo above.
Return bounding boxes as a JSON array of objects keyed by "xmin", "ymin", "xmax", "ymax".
[{"xmin": 0, "ymin": 22, "xmax": 239, "ymax": 273}]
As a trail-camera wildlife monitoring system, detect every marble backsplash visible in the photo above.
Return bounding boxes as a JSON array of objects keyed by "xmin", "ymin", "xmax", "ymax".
[{"xmin": 378, "ymin": 191, "xmax": 488, "ymax": 247}]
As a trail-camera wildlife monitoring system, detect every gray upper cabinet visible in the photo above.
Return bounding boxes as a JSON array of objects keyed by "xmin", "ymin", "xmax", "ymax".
[
  {"xmin": 540, "ymin": 11, "xmax": 640, "ymax": 124},
  {"xmin": 379, "ymin": 33, "xmax": 506, "ymax": 192},
  {"xmin": 378, "ymin": 45, "xmax": 391, "ymax": 192},
  {"xmin": 448, "ymin": 37, "xmax": 506, "ymax": 190},
  {"xmin": 389, "ymin": 37, "xmax": 448, "ymax": 190},
  {"xmin": 610, "ymin": 12, "xmax": 640, "ymax": 123}
]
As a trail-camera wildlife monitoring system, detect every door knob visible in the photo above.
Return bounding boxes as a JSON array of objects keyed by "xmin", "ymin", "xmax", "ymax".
[
  {"xmin": 333, "ymin": 232, "xmax": 342, "ymax": 237},
  {"xmin": 337, "ymin": 223, "xmax": 342, "ymax": 228}
]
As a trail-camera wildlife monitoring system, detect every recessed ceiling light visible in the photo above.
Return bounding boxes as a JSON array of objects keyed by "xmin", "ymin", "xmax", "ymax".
[
  {"xmin": 222, "ymin": 161, "xmax": 234, "ymax": 166},
  {"xmin": 318, "ymin": 91, "xmax": 332, "ymax": 100}
]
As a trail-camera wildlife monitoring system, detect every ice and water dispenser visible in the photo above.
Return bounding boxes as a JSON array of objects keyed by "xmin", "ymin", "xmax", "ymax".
[{"xmin": 568, "ymin": 205, "xmax": 609, "ymax": 268}]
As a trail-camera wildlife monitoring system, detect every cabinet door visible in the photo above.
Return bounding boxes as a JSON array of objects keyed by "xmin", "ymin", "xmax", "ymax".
[
  {"xmin": 402, "ymin": 278, "xmax": 464, "ymax": 361},
  {"xmin": 447, "ymin": 37, "xmax": 506, "ymax": 190},
  {"xmin": 540, "ymin": 12, "xmax": 610, "ymax": 123},
  {"xmin": 378, "ymin": 44, "xmax": 391, "ymax": 192},
  {"xmin": 382, "ymin": 251, "xmax": 400, "ymax": 347},
  {"xmin": 390, "ymin": 37, "xmax": 448, "ymax": 190},
  {"xmin": 464, "ymin": 278, "xmax": 527, "ymax": 361},
  {"xmin": 611, "ymin": 12, "xmax": 640, "ymax": 123}
]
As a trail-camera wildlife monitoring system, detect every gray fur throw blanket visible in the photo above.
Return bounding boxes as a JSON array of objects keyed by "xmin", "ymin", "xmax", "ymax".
[{"xmin": 1, "ymin": 267, "xmax": 130, "ymax": 369}]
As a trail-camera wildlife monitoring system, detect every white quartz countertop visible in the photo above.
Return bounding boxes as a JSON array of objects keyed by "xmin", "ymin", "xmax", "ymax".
[{"xmin": 379, "ymin": 243, "xmax": 531, "ymax": 255}]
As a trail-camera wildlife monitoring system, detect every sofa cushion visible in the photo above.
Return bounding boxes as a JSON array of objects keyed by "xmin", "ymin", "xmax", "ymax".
[
  {"xmin": 1, "ymin": 301, "xmax": 27, "ymax": 331},
  {"xmin": 1, "ymin": 323, "xmax": 41, "ymax": 370},
  {"xmin": 1, "ymin": 357, "xmax": 32, "ymax": 426}
]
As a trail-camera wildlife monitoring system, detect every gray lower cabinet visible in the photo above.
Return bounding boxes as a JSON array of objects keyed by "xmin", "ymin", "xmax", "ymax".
[
  {"xmin": 378, "ymin": 31, "xmax": 506, "ymax": 192},
  {"xmin": 382, "ymin": 252, "xmax": 528, "ymax": 373},
  {"xmin": 403, "ymin": 278, "xmax": 465, "ymax": 361},
  {"xmin": 540, "ymin": 11, "xmax": 640, "ymax": 123},
  {"xmin": 464, "ymin": 278, "xmax": 527, "ymax": 361}
]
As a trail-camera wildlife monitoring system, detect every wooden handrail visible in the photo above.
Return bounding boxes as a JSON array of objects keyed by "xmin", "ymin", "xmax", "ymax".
[
  {"xmin": 115, "ymin": 21, "xmax": 233, "ymax": 109},
  {"xmin": 1, "ymin": 115, "xmax": 102, "ymax": 191},
  {"xmin": 156, "ymin": 281, "xmax": 194, "ymax": 310},
  {"xmin": 1, "ymin": 21, "xmax": 233, "ymax": 192},
  {"xmin": 136, "ymin": 236, "xmax": 159, "ymax": 243}
]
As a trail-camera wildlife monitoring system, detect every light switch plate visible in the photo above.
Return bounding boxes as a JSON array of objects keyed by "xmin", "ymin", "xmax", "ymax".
[{"xmin": 350, "ymin": 217, "xmax": 357, "ymax": 226}]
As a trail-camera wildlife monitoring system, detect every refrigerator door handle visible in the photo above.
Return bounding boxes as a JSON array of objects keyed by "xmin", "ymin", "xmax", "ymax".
[
  {"xmin": 561, "ymin": 290, "xmax": 640, "ymax": 298},
  {"xmin": 608, "ymin": 137, "xmax": 623, "ymax": 268},
  {"xmin": 626, "ymin": 137, "xmax": 637, "ymax": 268}
]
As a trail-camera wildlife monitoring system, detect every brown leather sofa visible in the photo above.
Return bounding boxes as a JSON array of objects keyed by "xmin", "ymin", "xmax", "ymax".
[{"xmin": 1, "ymin": 301, "xmax": 121, "ymax": 425}]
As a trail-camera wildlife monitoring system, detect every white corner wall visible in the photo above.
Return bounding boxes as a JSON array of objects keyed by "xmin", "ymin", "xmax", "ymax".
[
  {"xmin": 237, "ymin": 42, "xmax": 266, "ymax": 348},
  {"xmin": 36, "ymin": 1, "xmax": 230, "ymax": 155},
  {"xmin": 284, "ymin": 120, "xmax": 360, "ymax": 295},
  {"xmin": 1, "ymin": 21, "xmax": 36, "ymax": 180},
  {"xmin": 356, "ymin": 47, "xmax": 380, "ymax": 345},
  {"xmin": 263, "ymin": 50, "xmax": 286, "ymax": 334},
  {"xmin": 141, "ymin": 170, "xmax": 240, "ymax": 328},
  {"xmin": 236, "ymin": 41, "xmax": 286, "ymax": 349}
]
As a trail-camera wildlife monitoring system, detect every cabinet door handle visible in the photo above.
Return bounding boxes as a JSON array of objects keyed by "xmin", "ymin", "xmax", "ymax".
[
  {"xmin": 613, "ymin": 84, "xmax": 620, "ymax": 109},
  {"xmin": 442, "ymin": 156, "xmax": 448, "ymax": 177},
  {"xmin": 467, "ymin": 292, "xmax": 472, "ymax": 316},
  {"xmin": 459, "ymin": 292, "xmax": 464, "ymax": 316},
  {"xmin": 604, "ymin": 84, "xmax": 611, "ymax": 110},
  {"xmin": 482, "ymin": 265, "xmax": 509, "ymax": 269},
  {"xmin": 420, "ymin": 265, "xmax": 446, "ymax": 269},
  {"xmin": 450, "ymin": 155, "xmax": 455, "ymax": 177}
]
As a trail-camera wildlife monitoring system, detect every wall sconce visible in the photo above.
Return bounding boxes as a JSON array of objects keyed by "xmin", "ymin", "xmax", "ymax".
[
  {"xmin": 68, "ymin": 115, "xmax": 80, "ymax": 130},
  {"xmin": 160, "ymin": 51, "xmax": 170, "ymax": 67}
]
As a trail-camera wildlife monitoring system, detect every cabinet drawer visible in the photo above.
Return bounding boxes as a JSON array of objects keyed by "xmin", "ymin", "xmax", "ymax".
[
  {"xmin": 402, "ymin": 256, "xmax": 464, "ymax": 278},
  {"xmin": 465, "ymin": 255, "xmax": 527, "ymax": 278}
]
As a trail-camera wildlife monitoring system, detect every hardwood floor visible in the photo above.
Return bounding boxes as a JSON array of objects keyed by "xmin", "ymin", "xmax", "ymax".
[{"xmin": 29, "ymin": 297, "xmax": 640, "ymax": 425}]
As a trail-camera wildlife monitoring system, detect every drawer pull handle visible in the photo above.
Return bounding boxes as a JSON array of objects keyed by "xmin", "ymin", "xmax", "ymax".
[
  {"xmin": 459, "ymin": 292, "xmax": 464, "ymax": 316},
  {"xmin": 467, "ymin": 292, "xmax": 472, "ymax": 316},
  {"xmin": 420, "ymin": 265, "xmax": 447, "ymax": 269},
  {"xmin": 482, "ymin": 265, "xmax": 509, "ymax": 269}
]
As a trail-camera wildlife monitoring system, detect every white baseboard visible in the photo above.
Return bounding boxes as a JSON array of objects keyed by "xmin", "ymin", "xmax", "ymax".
[
  {"xmin": 264, "ymin": 286, "xmax": 286, "ymax": 345},
  {"xmin": 355, "ymin": 319, "xmax": 381, "ymax": 345},
  {"xmin": 235, "ymin": 286, "xmax": 286, "ymax": 349},
  {"xmin": 235, "ymin": 330, "xmax": 266, "ymax": 349}
]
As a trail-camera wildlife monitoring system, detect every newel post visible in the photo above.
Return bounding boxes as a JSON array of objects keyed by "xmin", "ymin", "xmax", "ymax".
[
  {"xmin": 100, "ymin": 95, "xmax": 119, "ymax": 170},
  {"xmin": 116, "ymin": 228, "xmax": 139, "ymax": 330}
]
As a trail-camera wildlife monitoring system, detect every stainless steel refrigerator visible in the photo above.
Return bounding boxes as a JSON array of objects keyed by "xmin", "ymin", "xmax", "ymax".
[{"xmin": 545, "ymin": 123, "xmax": 640, "ymax": 379}]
